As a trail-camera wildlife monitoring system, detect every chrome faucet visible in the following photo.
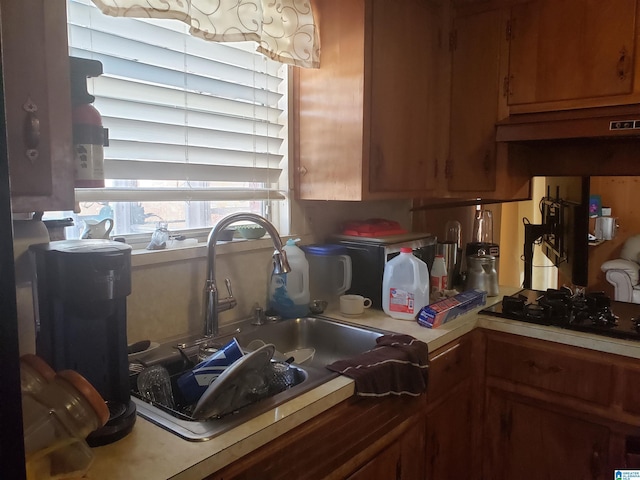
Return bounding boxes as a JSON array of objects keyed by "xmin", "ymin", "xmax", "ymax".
[{"xmin": 203, "ymin": 213, "xmax": 291, "ymax": 337}]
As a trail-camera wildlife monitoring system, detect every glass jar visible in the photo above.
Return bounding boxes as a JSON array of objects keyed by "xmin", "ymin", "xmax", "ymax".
[{"xmin": 20, "ymin": 356, "xmax": 109, "ymax": 479}]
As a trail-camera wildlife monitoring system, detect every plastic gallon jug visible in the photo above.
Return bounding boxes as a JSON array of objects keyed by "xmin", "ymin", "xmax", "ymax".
[
  {"xmin": 268, "ymin": 238, "xmax": 310, "ymax": 318},
  {"xmin": 382, "ymin": 247, "xmax": 430, "ymax": 320}
]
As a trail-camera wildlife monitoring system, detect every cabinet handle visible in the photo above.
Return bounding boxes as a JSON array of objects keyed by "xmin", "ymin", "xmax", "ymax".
[
  {"xmin": 524, "ymin": 359, "xmax": 563, "ymax": 375},
  {"xmin": 590, "ymin": 444, "xmax": 601, "ymax": 480},
  {"xmin": 617, "ymin": 46, "xmax": 630, "ymax": 81},
  {"xmin": 483, "ymin": 151, "xmax": 491, "ymax": 174},
  {"xmin": 500, "ymin": 410, "xmax": 513, "ymax": 440},
  {"xmin": 625, "ymin": 436, "xmax": 640, "ymax": 468},
  {"xmin": 444, "ymin": 159, "xmax": 452, "ymax": 179},
  {"xmin": 23, "ymin": 97, "xmax": 40, "ymax": 163},
  {"xmin": 298, "ymin": 165, "xmax": 307, "ymax": 177}
]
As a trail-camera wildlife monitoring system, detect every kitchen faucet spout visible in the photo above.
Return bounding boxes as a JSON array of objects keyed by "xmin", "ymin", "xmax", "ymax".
[{"xmin": 204, "ymin": 213, "xmax": 291, "ymax": 338}]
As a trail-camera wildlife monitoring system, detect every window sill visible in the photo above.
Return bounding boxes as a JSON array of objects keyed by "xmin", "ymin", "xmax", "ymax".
[{"xmin": 130, "ymin": 234, "xmax": 313, "ymax": 268}]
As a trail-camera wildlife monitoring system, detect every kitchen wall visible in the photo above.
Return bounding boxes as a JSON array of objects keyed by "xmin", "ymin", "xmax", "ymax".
[{"xmin": 14, "ymin": 199, "xmax": 414, "ymax": 351}]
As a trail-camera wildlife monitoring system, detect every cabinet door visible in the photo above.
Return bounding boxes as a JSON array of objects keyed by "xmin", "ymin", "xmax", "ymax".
[
  {"xmin": 508, "ymin": 0, "xmax": 637, "ymax": 109},
  {"xmin": 426, "ymin": 380, "xmax": 476, "ymax": 479},
  {"xmin": 368, "ymin": 0, "xmax": 439, "ymax": 195},
  {"xmin": 484, "ymin": 392, "xmax": 610, "ymax": 480},
  {"xmin": 1, "ymin": 0, "xmax": 74, "ymax": 212},
  {"xmin": 447, "ymin": 8, "xmax": 505, "ymax": 192},
  {"xmin": 347, "ymin": 419, "xmax": 425, "ymax": 480}
]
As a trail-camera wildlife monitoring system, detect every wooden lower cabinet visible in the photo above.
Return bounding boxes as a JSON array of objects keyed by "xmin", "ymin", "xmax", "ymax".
[
  {"xmin": 424, "ymin": 331, "xmax": 481, "ymax": 480},
  {"xmin": 482, "ymin": 330, "xmax": 640, "ymax": 480},
  {"xmin": 484, "ymin": 391, "xmax": 610, "ymax": 480},
  {"xmin": 206, "ymin": 394, "xmax": 426, "ymax": 480},
  {"xmin": 425, "ymin": 380, "xmax": 476, "ymax": 479},
  {"xmin": 207, "ymin": 330, "xmax": 640, "ymax": 479},
  {"xmin": 347, "ymin": 419, "xmax": 425, "ymax": 480}
]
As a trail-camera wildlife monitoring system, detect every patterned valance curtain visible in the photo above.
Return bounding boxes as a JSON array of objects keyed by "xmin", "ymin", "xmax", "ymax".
[{"xmin": 90, "ymin": 0, "xmax": 321, "ymax": 68}]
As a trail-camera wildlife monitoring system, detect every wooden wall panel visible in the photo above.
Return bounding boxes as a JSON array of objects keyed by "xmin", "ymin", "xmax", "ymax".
[{"xmin": 588, "ymin": 177, "xmax": 640, "ymax": 296}]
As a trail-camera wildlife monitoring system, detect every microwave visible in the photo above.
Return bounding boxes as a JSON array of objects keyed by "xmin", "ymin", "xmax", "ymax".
[{"xmin": 329, "ymin": 233, "xmax": 437, "ymax": 308}]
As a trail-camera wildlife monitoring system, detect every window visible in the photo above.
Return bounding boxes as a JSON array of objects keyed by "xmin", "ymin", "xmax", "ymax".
[{"xmin": 56, "ymin": 0, "xmax": 289, "ymax": 240}]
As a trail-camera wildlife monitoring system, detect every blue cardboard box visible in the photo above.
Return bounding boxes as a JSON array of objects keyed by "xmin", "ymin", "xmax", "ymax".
[{"xmin": 417, "ymin": 289, "xmax": 487, "ymax": 328}]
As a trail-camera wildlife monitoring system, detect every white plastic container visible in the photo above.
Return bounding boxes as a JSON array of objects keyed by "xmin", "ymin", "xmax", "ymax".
[
  {"xmin": 382, "ymin": 247, "xmax": 430, "ymax": 320},
  {"xmin": 430, "ymin": 254, "xmax": 448, "ymax": 294},
  {"xmin": 268, "ymin": 238, "xmax": 310, "ymax": 318}
]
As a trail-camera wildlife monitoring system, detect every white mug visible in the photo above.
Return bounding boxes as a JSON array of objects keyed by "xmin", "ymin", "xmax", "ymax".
[{"xmin": 339, "ymin": 294, "xmax": 372, "ymax": 315}]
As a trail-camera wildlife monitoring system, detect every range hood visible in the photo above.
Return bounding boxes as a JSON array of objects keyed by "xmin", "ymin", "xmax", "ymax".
[
  {"xmin": 496, "ymin": 104, "xmax": 640, "ymax": 143},
  {"xmin": 496, "ymin": 104, "xmax": 640, "ymax": 177}
]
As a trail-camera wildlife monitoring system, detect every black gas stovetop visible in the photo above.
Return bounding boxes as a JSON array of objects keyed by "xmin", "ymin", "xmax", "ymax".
[{"xmin": 480, "ymin": 288, "xmax": 640, "ymax": 341}]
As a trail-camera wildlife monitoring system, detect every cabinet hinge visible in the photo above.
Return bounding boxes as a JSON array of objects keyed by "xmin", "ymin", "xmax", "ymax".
[
  {"xmin": 449, "ymin": 30, "xmax": 457, "ymax": 52},
  {"xmin": 502, "ymin": 75, "xmax": 514, "ymax": 98}
]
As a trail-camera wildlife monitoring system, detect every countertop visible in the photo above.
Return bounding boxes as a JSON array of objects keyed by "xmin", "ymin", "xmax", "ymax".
[{"xmin": 87, "ymin": 287, "xmax": 640, "ymax": 479}]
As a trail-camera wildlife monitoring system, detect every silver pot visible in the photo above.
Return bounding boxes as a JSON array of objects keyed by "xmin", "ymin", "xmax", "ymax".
[{"xmin": 465, "ymin": 254, "xmax": 499, "ymax": 297}]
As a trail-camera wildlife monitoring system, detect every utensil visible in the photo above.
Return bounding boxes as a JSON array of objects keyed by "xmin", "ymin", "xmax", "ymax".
[
  {"xmin": 465, "ymin": 254, "xmax": 499, "ymax": 297},
  {"xmin": 80, "ymin": 218, "xmax": 114, "ymax": 239},
  {"xmin": 283, "ymin": 347, "xmax": 315, "ymax": 364},
  {"xmin": 472, "ymin": 209, "xmax": 493, "ymax": 243},
  {"xmin": 265, "ymin": 361, "xmax": 297, "ymax": 393},
  {"xmin": 309, "ymin": 299, "xmax": 328, "ymax": 314},
  {"xmin": 127, "ymin": 340, "xmax": 151, "ymax": 355},
  {"xmin": 339, "ymin": 294, "xmax": 372, "ymax": 315}
]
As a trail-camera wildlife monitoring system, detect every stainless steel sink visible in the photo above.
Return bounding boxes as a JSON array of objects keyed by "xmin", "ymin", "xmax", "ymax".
[{"xmin": 130, "ymin": 315, "xmax": 386, "ymax": 441}]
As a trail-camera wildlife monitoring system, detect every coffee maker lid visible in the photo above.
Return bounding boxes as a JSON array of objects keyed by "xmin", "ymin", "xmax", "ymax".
[{"xmin": 31, "ymin": 239, "xmax": 132, "ymax": 254}]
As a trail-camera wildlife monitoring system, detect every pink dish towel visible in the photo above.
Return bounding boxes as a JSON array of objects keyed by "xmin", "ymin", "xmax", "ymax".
[{"xmin": 326, "ymin": 334, "xmax": 429, "ymax": 397}]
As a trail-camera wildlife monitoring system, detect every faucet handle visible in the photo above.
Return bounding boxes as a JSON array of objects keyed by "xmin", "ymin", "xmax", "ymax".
[{"xmin": 216, "ymin": 278, "xmax": 237, "ymax": 313}]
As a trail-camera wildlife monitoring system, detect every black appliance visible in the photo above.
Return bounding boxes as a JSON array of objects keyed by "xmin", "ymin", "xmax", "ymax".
[
  {"xmin": 481, "ymin": 288, "xmax": 640, "ymax": 342},
  {"xmin": 31, "ymin": 240, "xmax": 136, "ymax": 445},
  {"xmin": 330, "ymin": 233, "xmax": 437, "ymax": 308}
]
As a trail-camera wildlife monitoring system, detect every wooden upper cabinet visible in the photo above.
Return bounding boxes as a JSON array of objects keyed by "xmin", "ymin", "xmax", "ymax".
[
  {"xmin": 1, "ymin": 0, "xmax": 74, "ymax": 213},
  {"xmin": 507, "ymin": 0, "xmax": 640, "ymax": 112},
  {"xmin": 447, "ymin": 8, "xmax": 507, "ymax": 192},
  {"xmin": 294, "ymin": 0, "xmax": 440, "ymax": 201}
]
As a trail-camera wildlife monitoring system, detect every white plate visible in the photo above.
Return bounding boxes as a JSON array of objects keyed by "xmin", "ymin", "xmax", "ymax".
[
  {"xmin": 283, "ymin": 348, "xmax": 315, "ymax": 364},
  {"xmin": 192, "ymin": 343, "xmax": 275, "ymax": 420}
]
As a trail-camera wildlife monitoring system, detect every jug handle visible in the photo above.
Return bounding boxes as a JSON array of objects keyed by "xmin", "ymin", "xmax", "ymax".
[
  {"xmin": 104, "ymin": 218, "xmax": 114, "ymax": 236},
  {"xmin": 337, "ymin": 255, "xmax": 352, "ymax": 294}
]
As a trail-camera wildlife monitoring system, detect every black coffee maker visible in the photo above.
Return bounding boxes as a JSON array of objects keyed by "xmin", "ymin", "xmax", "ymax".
[{"xmin": 31, "ymin": 239, "xmax": 136, "ymax": 446}]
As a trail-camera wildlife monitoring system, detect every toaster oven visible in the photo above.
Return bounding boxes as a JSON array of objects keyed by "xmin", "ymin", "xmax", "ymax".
[{"xmin": 329, "ymin": 233, "xmax": 437, "ymax": 308}]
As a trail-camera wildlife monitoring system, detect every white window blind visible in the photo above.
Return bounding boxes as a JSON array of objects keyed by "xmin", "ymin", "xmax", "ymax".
[{"xmin": 67, "ymin": 0, "xmax": 287, "ymax": 204}]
